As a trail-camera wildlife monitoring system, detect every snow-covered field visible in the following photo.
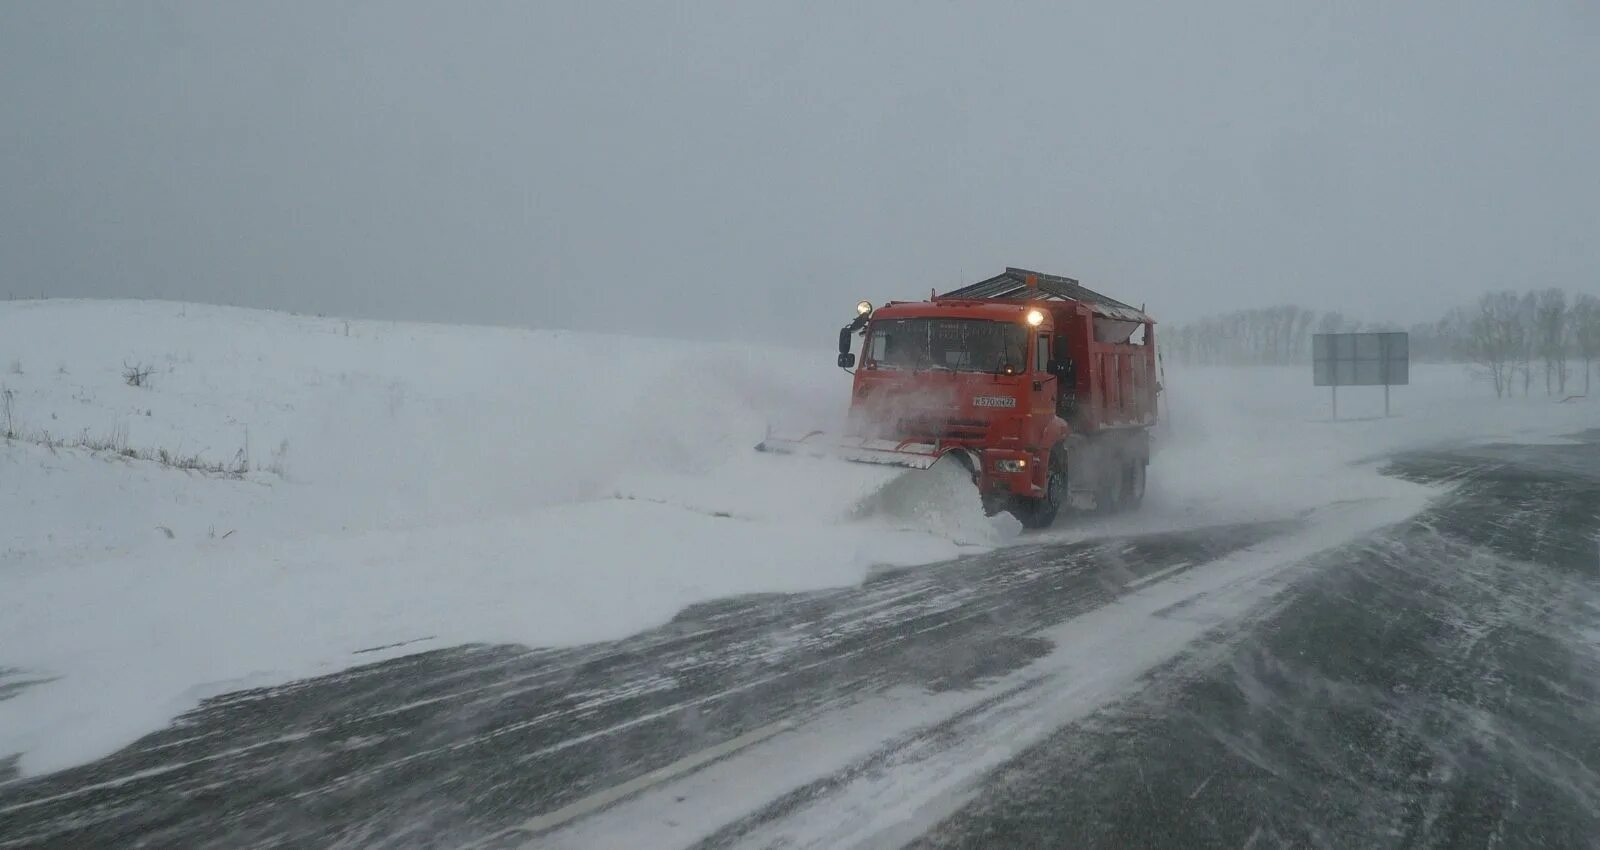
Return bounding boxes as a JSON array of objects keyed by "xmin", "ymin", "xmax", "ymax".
[{"xmin": 1, "ymin": 299, "xmax": 1592, "ymax": 777}]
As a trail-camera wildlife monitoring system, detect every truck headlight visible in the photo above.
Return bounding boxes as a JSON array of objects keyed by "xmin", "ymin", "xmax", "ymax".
[
  {"xmin": 995, "ymin": 459, "xmax": 1027, "ymax": 473},
  {"xmin": 1026, "ymin": 309, "xmax": 1045, "ymax": 327},
  {"xmin": 857, "ymin": 300, "xmax": 873, "ymax": 315}
]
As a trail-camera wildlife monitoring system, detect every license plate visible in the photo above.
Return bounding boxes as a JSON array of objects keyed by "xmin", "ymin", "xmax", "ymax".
[{"xmin": 972, "ymin": 396, "xmax": 1016, "ymax": 408}]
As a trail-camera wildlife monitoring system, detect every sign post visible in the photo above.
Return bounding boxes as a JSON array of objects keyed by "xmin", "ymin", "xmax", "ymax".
[{"xmin": 1313, "ymin": 332, "xmax": 1409, "ymax": 419}]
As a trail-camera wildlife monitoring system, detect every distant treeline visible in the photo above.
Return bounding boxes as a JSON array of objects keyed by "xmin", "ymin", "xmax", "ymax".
[{"xmin": 1162, "ymin": 290, "xmax": 1600, "ymax": 398}]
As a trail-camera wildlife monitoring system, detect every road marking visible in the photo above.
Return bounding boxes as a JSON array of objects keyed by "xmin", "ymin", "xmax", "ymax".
[
  {"xmin": 1123, "ymin": 561, "xmax": 1192, "ymax": 590},
  {"xmin": 475, "ymin": 717, "xmax": 796, "ymax": 846}
]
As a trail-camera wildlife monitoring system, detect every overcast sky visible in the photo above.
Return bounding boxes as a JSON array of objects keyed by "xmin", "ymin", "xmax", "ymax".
[{"xmin": 3, "ymin": 2, "xmax": 1596, "ymax": 346}]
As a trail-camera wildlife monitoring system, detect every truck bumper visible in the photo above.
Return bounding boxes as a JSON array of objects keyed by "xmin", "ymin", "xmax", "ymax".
[{"xmin": 976, "ymin": 449, "xmax": 1042, "ymax": 498}]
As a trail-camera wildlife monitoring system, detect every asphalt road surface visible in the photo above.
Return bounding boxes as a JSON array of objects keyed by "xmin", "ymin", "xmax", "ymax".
[{"xmin": 3, "ymin": 432, "xmax": 1598, "ymax": 849}]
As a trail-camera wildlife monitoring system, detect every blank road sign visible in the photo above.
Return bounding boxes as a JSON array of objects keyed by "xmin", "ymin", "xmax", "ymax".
[{"xmin": 1313, "ymin": 332, "xmax": 1409, "ymax": 387}]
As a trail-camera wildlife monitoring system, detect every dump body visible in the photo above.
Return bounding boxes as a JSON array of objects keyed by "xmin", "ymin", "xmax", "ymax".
[{"xmin": 846, "ymin": 268, "xmax": 1158, "ymax": 520}]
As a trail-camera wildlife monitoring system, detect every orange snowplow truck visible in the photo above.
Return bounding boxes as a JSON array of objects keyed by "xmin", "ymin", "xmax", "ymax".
[{"xmin": 765, "ymin": 268, "xmax": 1159, "ymax": 528}]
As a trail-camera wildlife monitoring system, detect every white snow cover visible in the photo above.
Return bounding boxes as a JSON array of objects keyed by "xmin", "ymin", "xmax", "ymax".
[{"xmin": 0, "ymin": 299, "xmax": 1593, "ymax": 776}]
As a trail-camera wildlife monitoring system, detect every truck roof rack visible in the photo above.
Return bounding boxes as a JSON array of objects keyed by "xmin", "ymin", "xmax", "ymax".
[{"xmin": 940, "ymin": 267, "xmax": 1150, "ymax": 322}]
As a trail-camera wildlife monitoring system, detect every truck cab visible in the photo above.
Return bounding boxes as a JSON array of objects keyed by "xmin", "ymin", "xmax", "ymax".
[{"xmin": 840, "ymin": 268, "xmax": 1157, "ymax": 527}]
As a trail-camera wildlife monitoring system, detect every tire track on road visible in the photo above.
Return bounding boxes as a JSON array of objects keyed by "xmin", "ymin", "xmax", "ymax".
[{"xmin": 0, "ymin": 522, "xmax": 1289, "ymax": 848}]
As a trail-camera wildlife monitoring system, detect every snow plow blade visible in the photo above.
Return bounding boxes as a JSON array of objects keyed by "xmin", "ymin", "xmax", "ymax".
[{"xmin": 754, "ymin": 431, "xmax": 944, "ymax": 470}]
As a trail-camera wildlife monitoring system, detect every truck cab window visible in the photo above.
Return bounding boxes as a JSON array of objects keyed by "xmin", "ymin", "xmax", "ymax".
[
  {"xmin": 1035, "ymin": 334, "xmax": 1050, "ymax": 373},
  {"xmin": 863, "ymin": 318, "xmax": 1026, "ymax": 373}
]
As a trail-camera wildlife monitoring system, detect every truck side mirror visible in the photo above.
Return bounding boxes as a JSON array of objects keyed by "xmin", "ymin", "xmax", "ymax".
[
  {"xmin": 838, "ymin": 327, "xmax": 853, "ymax": 355},
  {"xmin": 837, "ymin": 352, "xmax": 856, "ymax": 369}
]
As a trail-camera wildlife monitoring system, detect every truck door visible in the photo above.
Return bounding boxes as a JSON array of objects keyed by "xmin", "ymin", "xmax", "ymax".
[
  {"xmin": 1048, "ymin": 333, "xmax": 1078, "ymax": 421},
  {"xmin": 1033, "ymin": 331, "xmax": 1056, "ymax": 431}
]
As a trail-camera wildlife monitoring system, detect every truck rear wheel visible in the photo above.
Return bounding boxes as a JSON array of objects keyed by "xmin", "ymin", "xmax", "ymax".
[
  {"xmin": 1015, "ymin": 444, "xmax": 1066, "ymax": 530},
  {"xmin": 1094, "ymin": 454, "xmax": 1125, "ymax": 515},
  {"xmin": 1121, "ymin": 459, "xmax": 1147, "ymax": 511}
]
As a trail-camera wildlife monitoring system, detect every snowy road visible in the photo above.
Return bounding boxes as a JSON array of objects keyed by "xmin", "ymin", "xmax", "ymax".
[{"xmin": 3, "ymin": 434, "xmax": 1599, "ymax": 849}]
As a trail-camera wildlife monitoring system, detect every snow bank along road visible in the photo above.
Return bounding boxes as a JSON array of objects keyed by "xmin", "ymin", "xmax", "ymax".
[{"xmin": 3, "ymin": 433, "xmax": 1598, "ymax": 848}]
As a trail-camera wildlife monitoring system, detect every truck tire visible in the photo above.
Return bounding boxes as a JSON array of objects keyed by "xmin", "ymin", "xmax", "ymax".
[
  {"xmin": 1016, "ymin": 444, "xmax": 1067, "ymax": 529},
  {"xmin": 1094, "ymin": 454, "xmax": 1125, "ymax": 515},
  {"xmin": 1121, "ymin": 459, "xmax": 1147, "ymax": 511}
]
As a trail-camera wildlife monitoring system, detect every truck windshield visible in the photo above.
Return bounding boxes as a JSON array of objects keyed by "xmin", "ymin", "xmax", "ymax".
[{"xmin": 865, "ymin": 318, "xmax": 1028, "ymax": 373}]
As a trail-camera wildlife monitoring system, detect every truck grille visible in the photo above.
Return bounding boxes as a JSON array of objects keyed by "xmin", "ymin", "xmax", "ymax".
[{"xmin": 899, "ymin": 417, "xmax": 990, "ymax": 441}]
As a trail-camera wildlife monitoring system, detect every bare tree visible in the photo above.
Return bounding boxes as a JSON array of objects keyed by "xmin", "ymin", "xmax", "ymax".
[
  {"xmin": 1165, "ymin": 306, "xmax": 1323, "ymax": 366},
  {"xmin": 1532, "ymin": 288, "xmax": 1569, "ymax": 395},
  {"xmin": 1437, "ymin": 307, "xmax": 1472, "ymax": 362},
  {"xmin": 1164, "ymin": 290, "xmax": 1591, "ymax": 385},
  {"xmin": 1514, "ymin": 293, "xmax": 1537, "ymax": 396},
  {"xmin": 1459, "ymin": 292, "xmax": 1525, "ymax": 398},
  {"xmin": 1411, "ymin": 311, "xmax": 1467, "ymax": 362},
  {"xmin": 1572, "ymin": 293, "xmax": 1600, "ymax": 396},
  {"xmin": 1293, "ymin": 309, "xmax": 1314, "ymax": 360}
]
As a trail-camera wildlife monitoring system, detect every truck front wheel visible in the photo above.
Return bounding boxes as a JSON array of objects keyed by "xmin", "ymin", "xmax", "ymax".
[{"xmin": 1015, "ymin": 444, "xmax": 1067, "ymax": 530}]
